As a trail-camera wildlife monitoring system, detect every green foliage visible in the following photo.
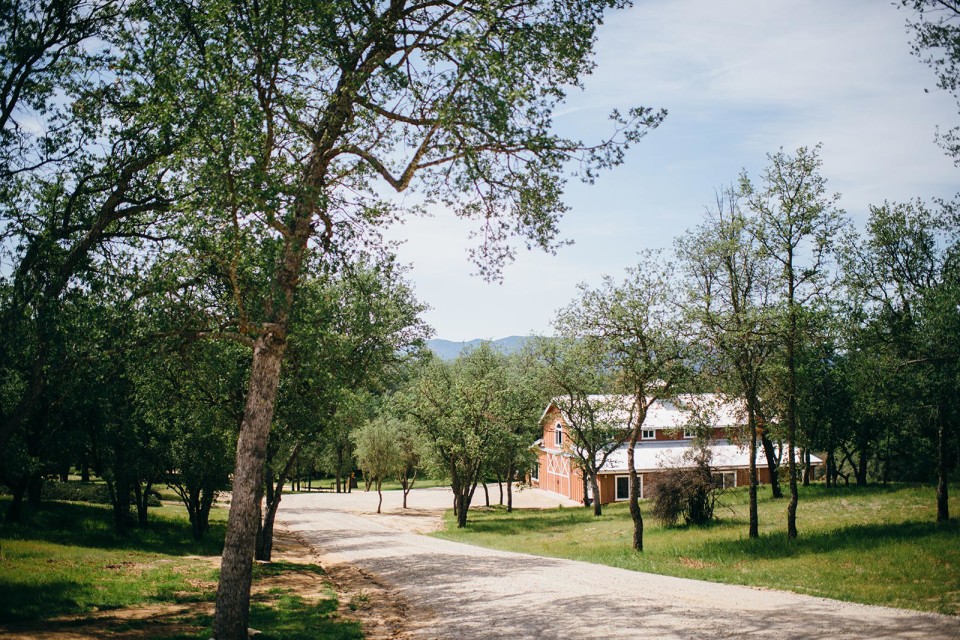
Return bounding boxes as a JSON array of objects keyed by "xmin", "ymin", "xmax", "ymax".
[
  {"xmin": 352, "ymin": 417, "xmax": 401, "ymax": 487},
  {"xmin": 903, "ymin": 1, "xmax": 960, "ymax": 161},
  {"xmin": 29, "ymin": 480, "xmax": 161, "ymax": 507},
  {"xmin": 405, "ymin": 343, "xmax": 543, "ymax": 525}
]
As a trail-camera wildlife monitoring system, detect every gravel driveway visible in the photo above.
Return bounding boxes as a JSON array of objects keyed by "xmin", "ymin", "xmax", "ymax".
[{"xmin": 279, "ymin": 488, "xmax": 960, "ymax": 640}]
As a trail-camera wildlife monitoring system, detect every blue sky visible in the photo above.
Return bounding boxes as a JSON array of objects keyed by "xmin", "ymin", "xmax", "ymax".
[{"xmin": 385, "ymin": 0, "xmax": 959, "ymax": 342}]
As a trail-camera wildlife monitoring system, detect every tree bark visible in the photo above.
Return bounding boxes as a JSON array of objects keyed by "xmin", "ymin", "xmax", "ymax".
[
  {"xmin": 627, "ymin": 417, "xmax": 644, "ymax": 551},
  {"xmin": 581, "ymin": 470, "xmax": 590, "ymax": 508},
  {"xmin": 4, "ymin": 476, "xmax": 29, "ymax": 523},
  {"xmin": 937, "ymin": 413, "xmax": 950, "ymax": 523},
  {"xmin": 256, "ymin": 442, "xmax": 302, "ymax": 562},
  {"xmin": 213, "ymin": 333, "xmax": 285, "ymax": 640},
  {"xmin": 786, "ymin": 289, "xmax": 799, "ymax": 540},
  {"xmin": 27, "ymin": 472, "xmax": 42, "ymax": 504},
  {"xmin": 760, "ymin": 430, "xmax": 783, "ymax": 498},
  {"xmin": 133, "ymin": 480, "xmax": 152, "ymax": 528},
  {"xmin": 747, "ymin": 399, "xmax": 759, "ymax": 538},
  {"xmin": 376, "ymin": 479, "xmax": 383, "ymax": 514},
  {"xmin": 506, "ymin": 462, "xmax": 514, "ymax": 513},
  {"xmin": 590, "ymin": 472, "xmax": 602, "ymax": 517},
  {"xmin": 482, "ymin": 481, "xmax": 489, "ymax": 507}
]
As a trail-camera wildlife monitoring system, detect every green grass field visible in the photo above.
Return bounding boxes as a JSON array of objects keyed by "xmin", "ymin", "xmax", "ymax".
[
  {"xmin": 435, "ymin": 483, "xmax": 960, "ymax": 615},
  {"xmin": 0, "ymin": 497, "xmax": 362, "ymax": 639}
]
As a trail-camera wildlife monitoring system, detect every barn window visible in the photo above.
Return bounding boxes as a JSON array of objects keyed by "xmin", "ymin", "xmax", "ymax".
[
  {"xmin": 616, "ymin": 476, "xmax": 629, "ymax": 500},
  {"xmin": 641, "ymin": 428, "xmax": 656, "ymax": 440},
  {"xmin": 531, "ymin": 463, "xmax": 539, "ymax": 482},
  {"xmin": 554, "ymin": 423, "xmax": 563, "ymax": 446},
  {"xmin": 718, "ymin": 471, "xmax": 736, "ymax": 488},
  {"xmin": 683, "ymin": 427, "xmax": 696, "ymax": 439}
]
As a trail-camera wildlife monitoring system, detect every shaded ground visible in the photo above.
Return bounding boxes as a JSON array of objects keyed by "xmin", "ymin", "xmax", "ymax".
[
  {"xmin": 0, "ymin": 529, "xmax": 354, "ymax": 640},
  {"xmin": 281, "ymin": 487, "xmax": 960, "ymax": 640}
]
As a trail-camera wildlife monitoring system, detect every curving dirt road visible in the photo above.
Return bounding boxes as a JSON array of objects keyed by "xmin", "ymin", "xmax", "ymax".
[{"xmin": 279, "ymin": 488, "xmax": 960, "ymax": 640}]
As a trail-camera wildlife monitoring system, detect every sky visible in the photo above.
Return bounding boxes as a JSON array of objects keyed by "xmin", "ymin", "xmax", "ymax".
[{"xmin": 383, "ymin": 0, "xmax": 960, "ymax": 343}]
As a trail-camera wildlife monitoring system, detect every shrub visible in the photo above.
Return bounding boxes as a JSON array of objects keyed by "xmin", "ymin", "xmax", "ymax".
[
  {"xmin": 37, "ymin": 481, "xmax": 161, "ymax": 507},
  {"xmin": 650, "ymin": 452, "xmax": 720, "ymax": 526}
]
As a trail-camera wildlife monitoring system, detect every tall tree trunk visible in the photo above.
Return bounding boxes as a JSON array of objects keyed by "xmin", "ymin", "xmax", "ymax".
[
  {"xmin": 786, "ymin": 293, "xmax": 799, "ymax": 540},
  {"xmin": 802, "ymin": 449, "xmax": 811, "ymax": 486},
  {"xmin": 4, "ymin": 476, "xmax": 29, "ymax": 523},
  {"xmin": 335, "ymin": 448, "xmax": 343, "ymax": 493},
  {"xmin": 256, "ymin": 443, "xmax": 302, "ymax": 562},
  {"xmin": 134, "ymin": 481, "xmax": 152, "ymax": 528},
  {"xmin": 26, "ymin": 472, "xmax": 42, "ymax": 505},
  {"xmin": 111, "ymin": 476, "xmax": 131, "ymax": 534},
  {"xmin": 747, "ymin": 399, "xmax": 759, "ymax": 539},
  {"xmin": 590, "ymin": 472, "xmax": 602, "ymax": 517},
  {"xmin": 506, "ymin": 462, "xmax": 514, "ymax": 513},
  {"xmin": 760, "ymin": 430, "xmax": 783, "ymax": 498},
  {"xmin": 581, "ymin": 470, "xmax": 590, "ymax": 508},
  {"xmin": 856, "ymin": 446, "xmax": 868, "ymax": 486},
  {"xmin": 482, "ymin": 481, "xmax": 489, "ymax": 507},
  {"xmin": 496, "ymin": 473, "xmax": 503, "ymax": 505},
  {"xmin": 376, "ymin": 479, "xmax": 383, "ymax": 514},
  {"xmin": 627, "ymin": 413, "xmax": 645, "ymax": 551},
  {"xmin": 937, "ymin": 412, "xmax": 950, "ymax": 523},
  {"xmin": 824, "ymin": 449, "xmax": 833, "ymax": 489},
  {"xmin": 213, "ymin": 333, "xmax": 285, "ymax": 640}
]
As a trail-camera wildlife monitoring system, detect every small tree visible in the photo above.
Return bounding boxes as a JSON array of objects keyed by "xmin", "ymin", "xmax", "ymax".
[
  {"xmin": 557, "ymin": 251, "xmax": 687, "ymax": 551},
  {"xmin": 742, "ymin": 145, "xmax": 847, "ymax": 539},
  {"xmin": 352, "ymin": 417, "xmax": 400, "ymax": 514},
  {"xmin": 393, "ymin": 417, "xmax": 424, "ymax": 509},
  {"xmin": 535, "ymin": 336, "xmax": 630, "ymax": 516}
]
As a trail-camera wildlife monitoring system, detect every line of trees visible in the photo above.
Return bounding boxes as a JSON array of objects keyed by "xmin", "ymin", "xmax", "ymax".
[
  {"xmin": 530, "ymin": 145, "xmax": 958, "ymax": 553},
  {"xmin": 0, "ymin": 1, "xmax": 659, "ymax": 637}
]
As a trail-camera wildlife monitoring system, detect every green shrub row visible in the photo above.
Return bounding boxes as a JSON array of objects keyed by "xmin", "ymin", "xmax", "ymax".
[{"xmin": 0, "ymin": 480, "xmax": 162, "ymax": 507}]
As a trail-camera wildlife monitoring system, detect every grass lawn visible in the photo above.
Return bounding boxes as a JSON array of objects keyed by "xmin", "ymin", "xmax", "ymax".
[
  {"xmin": 434, "ymin": 483, "xmax": 960, "ymax": 615},
  {"xmin": 0, "ymin": 497, "xmax": 362, "ymax": 639}
]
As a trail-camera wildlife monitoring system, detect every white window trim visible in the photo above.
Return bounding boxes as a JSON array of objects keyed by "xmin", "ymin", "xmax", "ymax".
[
  {"xmin": 641, "ymin": 428, "xmax": 656, "ymax": 440},
  {"xmin": 614, "ymin": 474, "xmax": 643, "ymax": 501},
  {"xmin": 531, "ymin": 463, "xmax": 539, "ymax": 482},
  {"xmin": 683, "ymin": 428, "xmax": 696, "ymax": 439},
  {"xmin": 554, "ymin": 422, "xmax": 563, "ymax": 446},
  {"xmin": 719, "ymin": 471, "xmax": 736, "ymax": 488}
]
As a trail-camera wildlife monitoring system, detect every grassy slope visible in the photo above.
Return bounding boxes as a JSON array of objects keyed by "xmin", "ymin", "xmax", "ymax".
[
  {"xmin": 434, "ymin": 483, "xmax": 960, "ymax": 615},
  {"xmin": 0, "ymin": 498, "xmax": 362, "ymax": 639}
]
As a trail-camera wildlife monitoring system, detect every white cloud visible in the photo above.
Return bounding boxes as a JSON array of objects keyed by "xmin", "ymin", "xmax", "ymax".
[{"xmin": 384, "ymin": 0, "xmax": 960, "ymax": 341}]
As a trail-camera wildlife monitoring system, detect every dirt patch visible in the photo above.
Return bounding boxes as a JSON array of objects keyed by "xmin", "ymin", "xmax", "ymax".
[
  {"xmin": 678, "ymin": 556, "xmax": 717, "ymax": 570},
  {"xmin": 276, "ymin": 527, "xmax": 413, "ymax": 640}
]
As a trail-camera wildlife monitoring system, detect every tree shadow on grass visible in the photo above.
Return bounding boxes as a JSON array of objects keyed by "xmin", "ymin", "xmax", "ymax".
[
  {"xmin": 0, "ymin": 499, "xmax": 225, "ymax": 556},
  {"xmin": 701, "ymin": 518, "xmax": 960, "ymax": 560},
  {"xmin": 0, "ymin": 580, "xmax": 86, "ymax": 623},
  {"xmin": 452, "ymin": 508, "xmax": 605, "ymax": 536},
  {"xmin": 247, "ymin": 594, "xmax": 361, "ymax": 640}
]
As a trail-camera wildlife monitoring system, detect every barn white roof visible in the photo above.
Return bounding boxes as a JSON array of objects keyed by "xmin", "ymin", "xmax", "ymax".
[
  {"xmin": 543, "ymin": 393, "xmax": 747, "ymax": 430},
  {"xmin": 597, "ymin": 440, "xmax": 821, "ymax": 474}
]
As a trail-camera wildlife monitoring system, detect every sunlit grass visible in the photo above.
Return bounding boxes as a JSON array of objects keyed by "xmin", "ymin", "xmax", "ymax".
[{"xmin": 435, "ymin": 483, "xmax": 960, "ymax": 615}]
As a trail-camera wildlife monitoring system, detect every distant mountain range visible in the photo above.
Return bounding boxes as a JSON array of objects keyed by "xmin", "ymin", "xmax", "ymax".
[{"xmin": 426, "ymin": 335, "xmax": 532, "ymax": 361}]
